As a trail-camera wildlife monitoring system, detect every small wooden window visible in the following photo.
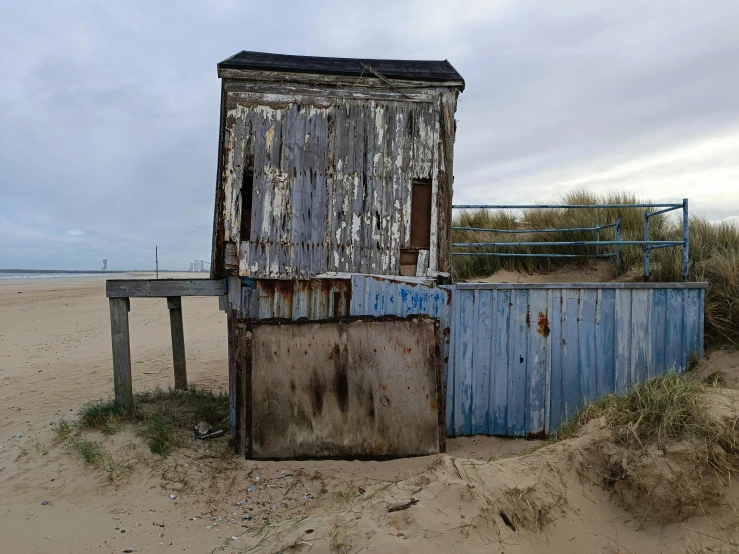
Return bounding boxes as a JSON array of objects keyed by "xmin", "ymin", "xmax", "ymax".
[
  {"xmin": 410, "ymin": 179, "xmax": 432, "ymax": 249},
  {"xmin": 240, "ymin": 172, "xmax": 254, "ymax": 242}
]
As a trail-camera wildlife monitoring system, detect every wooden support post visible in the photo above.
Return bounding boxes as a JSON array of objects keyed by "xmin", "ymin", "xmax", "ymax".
[
  {"xmin": 167, "ymin": 296, "xmax": 187, "ymax": 390},
  {"xmin": 109, "ymin": 297, "xmax": 133, "ymax": 413}
]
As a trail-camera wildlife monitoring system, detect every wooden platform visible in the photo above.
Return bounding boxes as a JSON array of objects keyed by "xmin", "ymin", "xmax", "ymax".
[{"xmin": 106, "ymin": 279, "xmax": 226, "ymax": 412}]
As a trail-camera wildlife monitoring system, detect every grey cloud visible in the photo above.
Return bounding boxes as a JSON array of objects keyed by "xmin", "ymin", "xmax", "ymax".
[{"xmin": 1, "ymin": 1, "xmax": 738, "ymax": 269}]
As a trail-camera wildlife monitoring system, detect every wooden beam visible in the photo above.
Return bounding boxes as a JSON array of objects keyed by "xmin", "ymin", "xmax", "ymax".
[
  {"xmin": 109, "ymin": 297, "xmax": 133, "ymax": 413},
  {"xmin": 167, "ymin": 297, "xmax": 187, "ymax": 390},
  {"xmin": 106, "ymin": 279, "xmax": 226, "ymax": 298}
]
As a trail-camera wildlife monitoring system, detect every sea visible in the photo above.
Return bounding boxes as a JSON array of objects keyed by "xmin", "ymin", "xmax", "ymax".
[{"xmin": 0, "ymin": 271, "xmax": 126, "ymax": 280}]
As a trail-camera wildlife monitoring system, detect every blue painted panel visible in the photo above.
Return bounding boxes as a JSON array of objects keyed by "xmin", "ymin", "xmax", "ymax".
[
  {"xmin": 595, "ymin": 289, "xmax": 616, "ymax": 397},
  {"xmin": 630, "ymin": 289, "xmax": 651, "ymax": 383},
  {"xmin": 579, "ymin": 289, "xmax": 597, "ymax": 405},
  {"xmin": 491, "ymin": 290, "xmax": 511, "ymax": 435},
  {"xmin": 548, "ymin": 290, "xmax": 563, "ymax": 432},
  {"xmin": 666, "ymin": 289, "xmax": 684, "ymax": 370},
  {"xmin": 614, "ymin": 289, "xmax": 632, "ymax": 393},
  {"xmin": 507, "ymin": 290, "xmax": 529, "ymax": 436},
  {"xmin": 651, "ymin": 289, "xmax": 667, "ymax": 379},
  {"xmin": 527, "ymin": 289, "xmax": 548, "ymax": 435},
  {"xmin": 443, "ymin": 282, "xmax": 705, "ymax": 438},
  {"xmin": 471, "ymin": 290, "xmax": 493, "ymax": 434},
  {"xmin": 561, "ymin": 289, "xmax": 580, "ymax": 423}
]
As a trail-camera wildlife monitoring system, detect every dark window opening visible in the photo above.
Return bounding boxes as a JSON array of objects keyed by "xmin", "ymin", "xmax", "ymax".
[
  {"xmin": 241, "ymin": 172, "xmax": 254, "ymax": 242},
  {"xmin": 410, "ymin": 179, "xmax": 432, "ymax": 249}
]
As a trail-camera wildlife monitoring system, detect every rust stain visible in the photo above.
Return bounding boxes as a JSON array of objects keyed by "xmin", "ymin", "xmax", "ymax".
[
  {"xmin": 525, "ymin": 305, "xmax": 530, "ymax": 328},
  {"xmin": 537, "ymin": 312, "xmax": 551, "ymax": 337},
  {"xmin": 526, "ymin": 430, "xmax": 548, "ymax": 440}
]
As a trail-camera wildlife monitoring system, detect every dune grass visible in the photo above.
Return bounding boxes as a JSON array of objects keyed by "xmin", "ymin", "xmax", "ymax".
[
  {"xmin": 451, "ymin": 189, "xmax": 739, "ymax": 347},
  {"xmin": 550, "ymin": 373, "xmax": 739, "ymax": 477},
  {"xmin": 75, "ymin": 386, "xmax": 229, "ymax": 456}
]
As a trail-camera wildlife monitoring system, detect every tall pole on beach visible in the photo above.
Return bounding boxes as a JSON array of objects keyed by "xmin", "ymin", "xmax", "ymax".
[
  {"xmin": 192, "ymin": 230, "xmax": 195, "ymax": 275},
  {"xmin": 155, "ymin": 246, "xmax": 159, "ymax": 279}
]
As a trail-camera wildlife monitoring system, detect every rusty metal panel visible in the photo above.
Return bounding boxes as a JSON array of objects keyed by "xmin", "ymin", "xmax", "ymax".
[
  {"xmin": 348, "ymin": 275, "xmax": 452, "ymax": 417},
  {"xmin": 236, "ymin": 317, "xmax": 443, "ymax": 459},
  {"xmin": 446, "ymin": 284, "xmax": 707, "ymax": 438},
  {"xmin": 234, "ymin": 278, "xmax": 351, "ymax": 320}
]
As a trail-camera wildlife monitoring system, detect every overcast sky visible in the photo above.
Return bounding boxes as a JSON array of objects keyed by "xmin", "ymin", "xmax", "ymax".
[{"xmin": 2, "ymin": 1, "xmax": 738, "ymax": 270}]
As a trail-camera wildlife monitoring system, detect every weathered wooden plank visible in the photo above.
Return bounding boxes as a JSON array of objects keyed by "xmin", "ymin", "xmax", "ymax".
[
  {"xmin": 578, "ymin": 289, "xmax": 597, "ymax": 405},
  {"xmin": 491, "ymin": 289, "xmax": 511, "ymax": 435},
  {"xmin": 527, "ymin": 289, "xmax": 548, "ymax": 435},
  {"xmin": 428, "ymin": 101, "xmax": 440, "ymax": 272},
  {"xmin": 381, "ymin": 102, "xmax": 396, "ymax": 274},
  {"xmin": 684, "ymin": 289, "xmax": 702, "ymax": 364},
  {"xmin": 614, "ymin": 289, "xmax": 632, "ymax": 392},
  {"xmin": 166, "ymin": 297, "xmax": 187, "ymax": 390},
  {"xmin": 350, "ymin": 102, "xmax": 366, "ymax": 273},
  {"xmin": 106, "ymin": 279, "xmax": 225, "ymax": 298},
  {"xmin": 595, "ymin": 289, "xmax": 616, "ymax": 397},
  {"xmin": 109, "ymin": 297, "xmax": 133, "ymax": 412},
  {"xmin": 453, "ymin": 289, "xmax": 474, "ymax": 435},
  {"xmin": 507, "ymin": 289, "xmax": 529, "ymax": 436},
  {"xmin": 630, "ymin": 289, "xmax": 651, "ymax": 383},
  {"xmin": 548, "ymin": 291, "xmax": 564, "ymax": 431},
  {"xmin": 471, "ymin": 289, "xmax": 492, "ymax": 434},
  {"xmin": 666, "ymin": 289, "xmax": 685, "ymax": 370},
  {"xmin": 211, "ymin": 81, "xmax": 228, "ymax": 279},
  {"xmin": 651, "ymin": 288, "xmax": 668, "ymax": 378},
  {"xmin": 225, "ymin": 82, "xmax": 437, "ymax": 102},
  {"xmin": 436, "ymin": 91, "xmax": 457, "ymax": 277},
  {"xmin": 561, "ymin": 289, "xmax": 580, "ymax": 423},
  {"xmin": 219, "ymin": 67, "xmax": 465, "ymax": 89}
]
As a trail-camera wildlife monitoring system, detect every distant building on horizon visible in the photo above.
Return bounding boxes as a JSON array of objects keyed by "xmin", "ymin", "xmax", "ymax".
[
  {"xmin": 189, "ymin": 260, "xmax": 206, "ymax": 272},
  {"xmin": 101, "ymin": 259, "xmax": 108, "ymax": 271}
]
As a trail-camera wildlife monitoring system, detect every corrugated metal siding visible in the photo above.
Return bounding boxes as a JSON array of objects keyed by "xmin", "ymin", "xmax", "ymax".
[
  {"xmin": 229, "ymin": 277, "xmax": 351, "ymax": 320},
  {"xmin": 446, "ymin": 284, "xmax": 706, "ymax": 437},
  {"xmin": 221, "ymin": 98, "xmax": 439, "ymax": 278}
]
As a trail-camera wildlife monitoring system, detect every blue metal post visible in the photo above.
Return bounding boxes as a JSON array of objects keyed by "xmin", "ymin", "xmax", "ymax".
[
  {"xmin": 682, "ymin": 198, "xmax": 689, "ymax": 281},
  {"xmin": 595, "ymin": 224, "xmax": 600, "ymax": 257},
  {"xmin": 615, "ymin": 219, "xmax": 621, "ymax": 275},
  {"xmin": 643, "ymin": 212, "xmax": 650, "ymax": 281}
]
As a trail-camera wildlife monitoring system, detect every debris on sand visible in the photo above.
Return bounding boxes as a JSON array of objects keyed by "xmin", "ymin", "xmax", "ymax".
[{"xmin": 387, "ymin": 498, "xmax": 419, "ymax": 512}]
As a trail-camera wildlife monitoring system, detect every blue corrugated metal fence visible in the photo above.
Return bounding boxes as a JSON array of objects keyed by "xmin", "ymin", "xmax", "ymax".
[{"xmin": 446, "ymin": 283, "xmax": 706, "ymax": 437}]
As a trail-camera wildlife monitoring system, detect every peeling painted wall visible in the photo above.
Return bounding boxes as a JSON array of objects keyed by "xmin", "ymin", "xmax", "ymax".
[{"xmin": 212, "ymin": 79, "xmax": 459, "ymax": 279}]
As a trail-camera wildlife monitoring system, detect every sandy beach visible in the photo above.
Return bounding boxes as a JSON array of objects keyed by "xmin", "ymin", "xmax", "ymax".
[{"xmin": 2, "ymin": 274, "xmax": 739, "ymax": 553}]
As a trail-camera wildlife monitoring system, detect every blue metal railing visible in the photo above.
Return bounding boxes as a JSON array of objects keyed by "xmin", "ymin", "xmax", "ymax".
[{"xmin": 451, "ymin": 199, "xmax": 689, "ymax": 280}]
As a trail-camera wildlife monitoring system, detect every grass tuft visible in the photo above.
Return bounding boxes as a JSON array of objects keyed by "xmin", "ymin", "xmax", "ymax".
[
  {"xmin": 75, "ymin": 386, "xmax": 229, "ymax": 456},
  {"xmin": 70, "ymin": 438, "xmax": 105, "ymax": 465},
  {"xmin": 77, "ymin": 400, "xmax": 126, "ymax": 428},
  {"xmin": 52, "ymin": 418, "xmax": 72, "ymax": 439},
  {"xmin": 552, "ymin": 373, "xmax": 738, "ymax": 469}
]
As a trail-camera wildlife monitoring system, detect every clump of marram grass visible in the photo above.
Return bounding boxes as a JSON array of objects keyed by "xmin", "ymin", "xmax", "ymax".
[
  {"xmin": 552, "ymin": 373, "xmax": 739, "ymax": 463},
  {"xmin": 68, "ymin": 438, "xmax": 105, "ymax": 465},
  {"xmin": 75, "ymin": 386, "xmax": 229, "ymax": 456},
  {"xmin": 52, "ymin": 417, "xmax": 72, "ymax": 439},
  {"xmin": 547, "ymin": 373, "xmax": 739, "ymax": 525}
]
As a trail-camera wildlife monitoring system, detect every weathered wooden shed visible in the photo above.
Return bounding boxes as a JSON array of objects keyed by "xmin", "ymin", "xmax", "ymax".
[{"xmin": 210, "ymin": 51, "xmax": 465, "ymax": 281}]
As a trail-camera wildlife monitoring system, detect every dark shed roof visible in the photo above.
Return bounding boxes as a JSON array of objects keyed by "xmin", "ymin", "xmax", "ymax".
[{"xmin": 218, "ymin": 51, "xmax": 464, "ymax": 89}]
